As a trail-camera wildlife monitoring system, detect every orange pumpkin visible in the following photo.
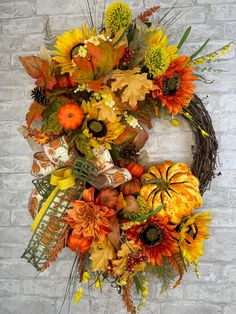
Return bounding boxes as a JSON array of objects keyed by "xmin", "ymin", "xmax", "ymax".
[
  {"xmin": 120, "ymin": 177, "xmax": 141, "ymax": 196},
  {"xmin": 140, "ymin": 160, "xmax": 202, "ymax": 224},
  {"xmin": 127, "ymin": 162, "xmax": 144, "ymax": 177},
  {"xmin": 67, "ymin": 232, "xmax": 91, "ymax": 253}
]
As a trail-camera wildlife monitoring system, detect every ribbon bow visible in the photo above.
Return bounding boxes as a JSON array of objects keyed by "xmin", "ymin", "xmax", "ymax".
[{"xmin": 31, "ymin": 168, "xmax": 75, "ymax": 232}]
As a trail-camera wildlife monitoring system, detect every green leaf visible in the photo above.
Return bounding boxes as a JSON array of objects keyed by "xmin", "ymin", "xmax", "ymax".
[
  {"xmin": 190, "ymin": 38, "xmax": 211, "ymax": 61},
  {"xmin": 74, "ymin": 134, "xmax": 94, "ymax": 160},
  {"xmin": 133, "ymin": 204, "xmax": 165, "ymax": 222},
  {"xmin": 41, "ymin": 111, "xmax": 63, "ymax": 134},
  {"xmin": 177, "ymin": 26, "xmax": 191, "ymax": 50},
  {"xmin": 134, "ymin": 275, "xmax": 141, "ymax": 294}
]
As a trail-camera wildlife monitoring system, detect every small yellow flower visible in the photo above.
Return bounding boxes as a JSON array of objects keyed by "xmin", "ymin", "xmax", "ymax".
[
  {"xmin": 183, "ymin": 112, "xmax": 192, "ymax": 120},
  {"xmin": 82, "ymin": 271, "xmax": 90, "ymax": 283},
  {"xmin": 142, "ymin": 287, "xmax": 149, "ymax": 297},
  {"xmin": 201, "ymin": 129, "xmax": 209, "ymax": 138},
  {"xmin": 78, "ymin": 46, "xmax": 87, "ymax": 57},
  {"xmin": 118, "ymin": 278, "xmax": 127, "ymax": 286},
  {"xmin": 124, "ymin": 111, "xmax": 139, "ymax": 128},
  {"xmin": 85, "ymin": 35, "xmax": 101, "ymax": 46},
  {"xmin": 74, "ymin": 287, "xmax": 83, "ymax": 304},
  {"xmin": 171, "ymin": 118, "xmax": 180, "ymax": 127}
]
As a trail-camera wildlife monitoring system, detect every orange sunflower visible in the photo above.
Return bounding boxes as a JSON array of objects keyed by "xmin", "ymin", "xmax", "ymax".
[
  {"xmin": 58, "ymin": 103, "xmax": 84, "ymax": 129},
  {"xmin": 152, "ymin": 55, "xmax": 197, "ymax": 115},
  {"xmin": 125, "ymin": 215, "xmax": 179, "ymax": 265},
  {"xmin": 65, "ymin": 187, "xmax": 115, "ymax": 241}
]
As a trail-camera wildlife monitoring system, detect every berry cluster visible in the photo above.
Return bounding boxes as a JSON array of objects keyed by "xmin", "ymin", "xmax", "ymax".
[
  {"xmin": 126, "ymin": 251, "xmax": 147, "ymax": 273},
  {"xmin": 121, "ymin": 48, "xmax": 134, "ymax": 65}
]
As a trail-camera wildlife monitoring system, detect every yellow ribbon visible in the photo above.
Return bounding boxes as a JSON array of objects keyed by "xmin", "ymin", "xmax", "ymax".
[{"xmin": 31, "ymin": 168, "xmax": 75, "ymax": 232}]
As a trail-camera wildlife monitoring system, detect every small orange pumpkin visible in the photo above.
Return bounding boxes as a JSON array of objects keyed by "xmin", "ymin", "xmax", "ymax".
[
  {"xmin": 127, "ymin": 162, "xmax": 144, "ymax": 178},
  {"xmin": 120, "ymin": 177, "xmax": 141, "ymax": 196},
  {"xmin": 67, "ymin": 232, "xmax": 91, "ymax": 253}
]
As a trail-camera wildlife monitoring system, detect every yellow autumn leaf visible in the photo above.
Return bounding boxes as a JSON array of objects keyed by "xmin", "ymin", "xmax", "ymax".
[
  {"xmin": 112, "ymin": 240, "xmax": 146, "ymax": 279},
  {"xmin": 111, "ymin": 68, "xmax": 153, "ymax": 110},
  {"xmin": 89, "ymin": 239, "xmax": 116, "ymax": 272}
]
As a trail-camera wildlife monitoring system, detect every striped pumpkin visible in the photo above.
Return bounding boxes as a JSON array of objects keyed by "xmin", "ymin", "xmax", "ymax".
[{"xmin": 140, "ymin": 160, "xmax": 202, "ymax": 224}]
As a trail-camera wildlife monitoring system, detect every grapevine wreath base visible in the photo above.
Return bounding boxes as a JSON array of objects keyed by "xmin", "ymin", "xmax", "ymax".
[{"xmin": 18, "ymin": 1, "xmax": 231, "ymax": 313}]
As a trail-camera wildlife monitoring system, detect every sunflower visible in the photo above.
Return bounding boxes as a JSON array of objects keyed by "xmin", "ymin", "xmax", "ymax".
[
  {"xmin": 53, "ymin": 24, "xmax": 96, "ymax": 75},
  {"xmin": 126, "ymin": 215, "xmax": 179, "ymax": 265},
  {"xmin": 144, "ymin": 29, "xmax": 178, "ymax": 77},
  {"xmin": 83, "ymin": 117, "xmax": 126, "ymax": 150},
  {"xmin": 152, "ymin": 55, "xmax": 197, "ymax": 115},
  {"xmin": 178, "ymin": 211, "xmax": 212, "ymax": 265},
  {"xmin": 65, "ymin": 188, "xmax": 115, "ymax": 242}
]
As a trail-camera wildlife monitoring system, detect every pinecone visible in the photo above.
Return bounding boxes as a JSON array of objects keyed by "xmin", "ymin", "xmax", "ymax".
[
  {"xmin": 31, "ymin": 87, "xmax": 48, "ymax": 105},
  {"xmin": 119, "ymin": 142, "xmax": 139, "ymax": 162}
]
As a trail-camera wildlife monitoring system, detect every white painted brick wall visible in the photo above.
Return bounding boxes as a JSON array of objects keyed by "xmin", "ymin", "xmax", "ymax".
[{"xmin": 0, "ymin": 0, "xmax": 235, "ymax": 313}]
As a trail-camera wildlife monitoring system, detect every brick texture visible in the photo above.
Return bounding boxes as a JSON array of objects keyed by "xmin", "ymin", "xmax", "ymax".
[{"xmin": 0, "ymin": 0, "xmax": 236, "ymax": 313}]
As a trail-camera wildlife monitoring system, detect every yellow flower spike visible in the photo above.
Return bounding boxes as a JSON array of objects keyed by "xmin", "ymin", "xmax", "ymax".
[
  {"xmin": 74, "ymin": 287, "xmax": 83, "ymax": 304},
  {"xmin": 183, "ymin": 112, "xmax": 192, "ymax": 120},
  {"xmin": 95, "ymin": 278, "xmax": 103, "ymax": 289},
  {"xmin": 118, "ymin": 278, "xmax": 127, "ymax": 286},
  {"xmin": 171, "ymin": 118, "xmax": 180, "ymax": 127},
  {"xmin": 201, "ymin": 129, "xmax": 209, "ymax": 138},
  {"xmin": 82, "ymin": 271, "xmax": 90, "ymax": 283},
  {"xmin": 142, "ymin": 287, "xmax": 149, "ymax": 297}
]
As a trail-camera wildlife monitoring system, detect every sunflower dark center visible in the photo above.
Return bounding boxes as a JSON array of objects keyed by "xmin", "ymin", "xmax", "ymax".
[
  {"xmin": 70, "ymin": 43, "xmax": 85, "ymax": 60},
  {"xmin": 163, "ymin": 72, "xmax": 180, "ymax": 96},
  {"xmin": 186, "ymin": 224, "xmax": 198, "ymax": 244},
  {"xmin": 140, "ymin": 224, "xmax": 163, "ymax": 247},
  {"xmin": 87, "ymin": 119, "xmax": 107, "ymax": 138},
  {"xmin": 188, "ymin": 224, "xmax": 198, "ymax": 240}
]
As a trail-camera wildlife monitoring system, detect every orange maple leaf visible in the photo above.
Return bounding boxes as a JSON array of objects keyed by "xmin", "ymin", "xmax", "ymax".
[
  {"xmin": 19, "ymin": 56, "xmax": 44, "ymax": 79},
  {"xmin": 19, "ymin": 56, "xmax": 57, "ymax": 90},
  {"xmin": 111, "ymin": 68, "xmax": 153, "ymax": 110},
  {"xmin": 87, "ymin": 41, "xmax": 125, "ymax": 73},
  {"xmin": 26, "ymin": 102, "xmax": 46, "ymax": 127}
]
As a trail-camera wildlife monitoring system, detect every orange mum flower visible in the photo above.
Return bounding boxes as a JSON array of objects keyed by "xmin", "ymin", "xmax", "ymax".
[
  {"xmin": 58, "ymin": 103, "xmax": 84, "ymax": 129},
  {"xmin": 65, "ymin": 188, "xmax": 115, "ymax": 241},
  {"xmin": 34, "ymin": 131, "xmax": 49, "ymax": 144},
  {"xmin": 152, "ymin": 56, "xmax": 197, "ymax": 115},
  {"xmin": 126, "ymin": 215, "xmax": 179, "ymax": 265}
]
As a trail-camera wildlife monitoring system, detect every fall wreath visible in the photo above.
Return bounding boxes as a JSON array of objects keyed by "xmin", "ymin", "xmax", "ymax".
[{"xmin": 19, "ymin": 2, "xmax": 232, "ymax": 313}]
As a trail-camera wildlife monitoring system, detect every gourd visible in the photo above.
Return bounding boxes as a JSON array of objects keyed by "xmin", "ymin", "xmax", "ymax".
[
  {"xmin": 120, "ymin": 177, "xmax": 141, "ymax": 195},
  {"xmin": 126, "ymin": 162, "xmax": 144, "ymax": 177},
  {"xmin": 140, "ymin": 160, "xmax": 202, "ymax": 224},
  {"xmin": 67, "ymin": 232, "xmax": 91, "ymax": 253}
]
